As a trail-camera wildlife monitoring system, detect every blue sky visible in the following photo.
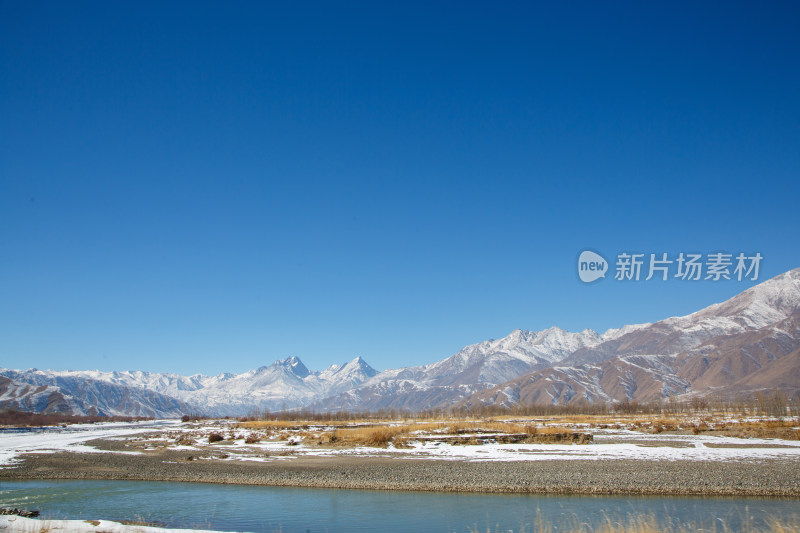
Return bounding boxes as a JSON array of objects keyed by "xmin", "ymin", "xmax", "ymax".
[{"xmin": 2, "ymin": 2, "xmax": 799, "ymax": 374}]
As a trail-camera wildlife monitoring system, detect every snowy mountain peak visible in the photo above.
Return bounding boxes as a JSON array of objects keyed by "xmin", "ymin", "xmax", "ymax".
[
  {"xmin": 349, "ymin": 356, "xmax": 377, "ymax": 374},
  {"xmin": 274, "ymin": 356, "xmax": 310, "ymax": 378},
  {"xmin": 731, "ymin": 267, "xmax": 800, "ymax": 316},
  {"xmin": 671, "ymin": 267, "xmax": 800, "ymax": 332},
  {"xmin": 320, "ymin": 356, "xmax": 377, "ymax": 380},
  {"xmin": 498, "ymin": 328, "xmax": 530, "ymax": 345},
  {"xmin": 344, "ymin": 355, "xmax": 369, "ymax": 368}
]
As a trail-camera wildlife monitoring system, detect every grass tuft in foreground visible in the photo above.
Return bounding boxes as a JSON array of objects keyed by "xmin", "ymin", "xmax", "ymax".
[{"xmin": 470, "ymin": 513, "xmax": 800, "ymax": 533}]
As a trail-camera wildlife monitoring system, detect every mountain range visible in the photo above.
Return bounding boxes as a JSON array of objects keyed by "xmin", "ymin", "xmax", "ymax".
[{"xmin": 2, "ymin": 267, "xmax": 799, "ymax": 417}]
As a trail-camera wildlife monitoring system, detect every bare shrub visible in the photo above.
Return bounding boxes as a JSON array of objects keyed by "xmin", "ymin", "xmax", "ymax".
[{"xmin": 175, "ymin": 434, "xmax": 196, "ymax": 446}]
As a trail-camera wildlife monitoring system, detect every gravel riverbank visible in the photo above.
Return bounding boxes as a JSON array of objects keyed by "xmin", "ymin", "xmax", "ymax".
[{"xmin": 2, "ymin": 439, "xmax": 799, "ymax": 496}]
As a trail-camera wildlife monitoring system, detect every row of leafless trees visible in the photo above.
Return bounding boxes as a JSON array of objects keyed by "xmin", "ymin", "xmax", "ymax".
[
  {"xmin": 0, "ymin": 409, "xmax": 151, "ymax": 427},
  {"xmin": 238, "ymin": 390, "xmax": 800, "ymax": 421},
  {"xmin": 4, "ymin": 392, "xmax": 795, "ymax": 425}
]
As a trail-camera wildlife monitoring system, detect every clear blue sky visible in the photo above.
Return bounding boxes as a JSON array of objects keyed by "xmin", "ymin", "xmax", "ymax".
[{"xmin": 2, "ymin": 2, "xmax": 799, "ymax": 374}]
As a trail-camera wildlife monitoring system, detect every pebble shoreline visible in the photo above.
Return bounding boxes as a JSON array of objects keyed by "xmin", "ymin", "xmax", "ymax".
[{"xmin": 2, "ymin": 440, "xmax": 799, "ymax": 496}]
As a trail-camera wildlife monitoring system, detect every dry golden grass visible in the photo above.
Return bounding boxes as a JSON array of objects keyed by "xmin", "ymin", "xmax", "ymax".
[
  {"xmin": 238, "ymin": 420, "xmax": 318, "ymax": 430},
  {"xmin": 325, "ymin": 425, "xmax": 406, "ymax": 446},
  {"xmin": 489, "ymin": 413, "xmax": 630, "ymax": 425},
  {"xmin": 770, "ymin": 520, "xmax": 800, "ymax": 533},
  {"xmin": 314, "ymin": 420, "xmax": 594, "ymax": 447},
  {"xmin": 446, "ymin": 421, "xmax": 527, "ymax": 434},
  {"xmin": 489, "ymin": 412, "xmax": 799, "ymax": 436},
  {"xmin": 717, "ymin": 420, "xmax": 800, "ymax": 440},
  {"xmin": 241, "ymin": 414, "xmax": 635, "ymax": 431},
  {"xmin": 238, "ymin": 417, "xmax": 393, "ymax": 430},
  {"xmin": 237, "ymin": 413, "xmax": 798, "ymax": 447},
  {"xmin": 531, "ymin": 425, "xmax": 579, "ymax": 435},
  {"xmin": 401, "ymin": 421, "xmax": 449, "ymax": 433},
  {"xmin": 315, "ymin": 420, "xmax": 532, "ymax": 446},
  {"xmin": 471, "ymin": 514, "xmax": 800, "ymax": 533}
]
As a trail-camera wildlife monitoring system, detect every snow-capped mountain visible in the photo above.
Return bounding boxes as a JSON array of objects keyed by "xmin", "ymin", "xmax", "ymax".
[
  {"xmin": 1, "ymin": 355, "xmax": 377, "ymax": 417},
  {"xmin": 161, "ymin": 355, "xmax": 378, "ymax": 415},
  {"xmin": 307, "ymin": 323, "xmax": 650, "ymax": 412},
  {"xmin": 462, "ymin": 268, "xmax": 800, "ymax": 408},
  {"xmin": 562, "ymin": 268, "xmax": 800, "ymax": 367},
  {"xmin": 0, "ymin": 371, "xmax": 192, "ymax": 417},
  {"xmin": 3, "ymin": 267, "xmax": 799, "ymax": 416}
]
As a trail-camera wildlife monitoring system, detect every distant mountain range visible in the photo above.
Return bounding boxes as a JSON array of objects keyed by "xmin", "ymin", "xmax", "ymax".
[
  {"xmin": 2, "ymin": 267, "xmax": 799, "ymax": 417},
  {"xmin": 0, "ymin": 356, "xmax": 377, "ymax": 417}
]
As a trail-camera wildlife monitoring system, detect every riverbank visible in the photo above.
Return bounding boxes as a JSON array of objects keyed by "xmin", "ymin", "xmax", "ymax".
[
  {"xmin": 2, "ymin": 442, "xmax": 799, "ymax": 496},
  {"xmin": 0, "ymin": 514, "xmax": 219, "ymax": 533}
]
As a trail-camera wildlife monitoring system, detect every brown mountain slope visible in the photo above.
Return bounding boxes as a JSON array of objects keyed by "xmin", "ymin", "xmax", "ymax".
[
  {"xmin": 562, "ymin": 268, "xmax": 800, "ymax": 368},
  {"xmin": 461, "ymin": 310, "xmax": 800, "ymax": 408},
  {"xmin": 675, "ymin": 311, "xmax": 800, "ymax": 391}
]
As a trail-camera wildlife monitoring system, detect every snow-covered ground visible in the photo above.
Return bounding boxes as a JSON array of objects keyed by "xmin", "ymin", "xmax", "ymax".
[
  {"xmin": 2, "ymin": 419, "xmax": 800, "ymax": 466},
  {"xmin": 0, "ymin": 515, "xmax": 222, "ymax": 533},
  {"xmin": 363, "ymin": 430, "xmax": 800, "ymax": 462},
  {"xmin": 0, "ymin": 420, "xmax": 181, "ymax": 466}
]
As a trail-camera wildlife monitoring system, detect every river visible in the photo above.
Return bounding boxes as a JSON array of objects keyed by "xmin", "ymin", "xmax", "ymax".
[{"xmin": 1, "ymin": 480, "xmax": 797, "ymax": 532}]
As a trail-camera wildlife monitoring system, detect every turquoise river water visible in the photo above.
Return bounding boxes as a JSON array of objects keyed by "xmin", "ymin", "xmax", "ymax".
[{"xmin": 1, "ymin": 480, "xmax": 798, "ymax": 532}]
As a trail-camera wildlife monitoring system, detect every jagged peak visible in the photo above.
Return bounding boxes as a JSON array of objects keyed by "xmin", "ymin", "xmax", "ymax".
[
  {"xmin": 340, "ymin": 356, "xmax": 377, "ymax": 375},
  {"xmin": 272, "ymin": 356, "xmax": 310, "ymax": 378},
  {"xmin": 502, "ymin": 328, "xmax": 533, "ymax": 341}
]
